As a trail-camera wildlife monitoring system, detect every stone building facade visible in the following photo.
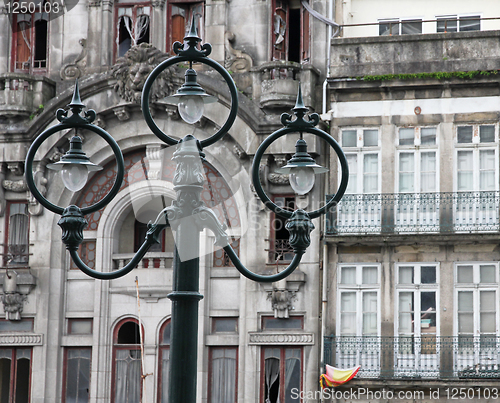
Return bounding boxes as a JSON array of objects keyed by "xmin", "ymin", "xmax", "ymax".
[
  {"xmin": 323, "ymin": 2, "xmax": 500, "ymax": 402},
  {"xmin": 0, "ymin": 0, "xmax": 332, "ymax": 402},
  {"xmin": 1, "ymin": 0, "xmax": 500, "ymax": 402}
]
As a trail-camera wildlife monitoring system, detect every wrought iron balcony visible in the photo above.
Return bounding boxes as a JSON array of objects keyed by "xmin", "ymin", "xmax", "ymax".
[
  {"xmin": 325, "ymin": 192, "xmax": 500, "ymax": 236},
  {"xmin": 324, "ymin": 335, "xmax": 500, "ymax": 380}
]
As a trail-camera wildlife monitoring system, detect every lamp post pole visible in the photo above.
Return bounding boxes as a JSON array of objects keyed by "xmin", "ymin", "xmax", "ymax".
[{"xmin": 25, "ymin": 18, "xmax": 349, "ymax": 403}]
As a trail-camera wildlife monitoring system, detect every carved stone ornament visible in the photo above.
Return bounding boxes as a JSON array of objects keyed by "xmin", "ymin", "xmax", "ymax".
[
  {"xmin": 111, "ymin": 43, "xmax": 177, "ymax": 103},
  {"xmin": 267, "ymin": 155, "xmax": 288, "ymax": 184},
  {"xmin": 113, "ymin": 106, "xmax": 130, "ymax": 121},
  {"xmin": 2, "ymin": 179, "xmax": 28, "ymax": 192},
  {"xmin": 28, "ymin": 170, "xmax": 47, "ymax": 216},
  {"xmin": 60, "ymin": 38, "xmax": 87, "ymax": 80},
  {"xmin": 263, "ymin": 271, "xmax": 306, "ymax": 318},
  {"xmin": 7, "ymin": 162, "xmax": 23, "ymax": 176},
  {"xmin": 224, "ymin": 32, "xmax": 253, "ymax": 73},
  {"xmin": 1, "ymin": 271, "xmax": 37, "ymax": 321}
]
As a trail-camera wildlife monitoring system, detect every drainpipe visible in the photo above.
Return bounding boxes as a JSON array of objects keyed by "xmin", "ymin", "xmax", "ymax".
[{"xmin": 322, "ymin": 0, "xmax": 340, "ymax": 115}]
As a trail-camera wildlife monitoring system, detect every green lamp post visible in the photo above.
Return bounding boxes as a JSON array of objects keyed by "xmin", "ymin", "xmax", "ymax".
[{"xmin": 25, "ymin": 17, "xmax": 348, "ymax": 403}]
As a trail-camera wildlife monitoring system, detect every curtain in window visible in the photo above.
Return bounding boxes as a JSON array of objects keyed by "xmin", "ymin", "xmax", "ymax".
[
  {"xmin": 8, "ymin": 205, "xmax": 29, "ymax": 265},
  {"xmin": 457, "ymin": 151, "xmax": 473, "ymax": 191},
  {"xmin": 340, "ymin": 292, "xmax": 356, "ymax": 335},
  {"xmin": 16, "ymin": 14, "xmax": 32, "ymax": 70},
  {"xmin": 398, "ymin": 292, "xmax": 414, "ymax": 335},
  {"xmin": 160, "ymin": 348, "xmax": 170, "ymax": 403},
  {"xmin": 363, "ymin": 154, "xmax": 378, "ymax": 193},
  {"xmin": 421, "ymin": 152, "xmax": 436, "ymax": 192},
  {"xmin": 66, "ymin": 349, "xmax": 91, "ymax": 403},
  {"xmin": 457, "ymin": 291, "xmax": 473, "ymax": 335},
  {"xmin": 479, "ymin": 150, "xmax": 495, "ymax": 191},
  {"xmin": 399, "ymin": 153, "xmax": 414, "ymax": 192},
  {"xmin": 264, "ymin": 356, "xmax": 280, "ymax": 403},
  {"xmin": 362, "ymin": 292, "xmax": 377, "ymax": 335},
  {"xmin": 284, "ymin": 350, "xmax": 300, "ymax": 403},
  {"xmin": 210, "ymin": 349, "xmax": 236, "ymax": 403},
  {"xmin": 345, "ymin": 155, "xmax": 357, "ymax": 193},
  {"xmin": 0, "ymin": 350, "xmax": 12, "ymax": 403},
  {"xmin": 114, "ymin": 349, "xmax": 141, "ymax": 403}
]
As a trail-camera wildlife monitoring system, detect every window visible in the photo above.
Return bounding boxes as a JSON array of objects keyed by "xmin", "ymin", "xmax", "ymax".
[
  {"xmin": 116, "ymin": 1, "xmax": 151, "ymax": 58},
  {"xmin": 341, "ymin": 128, "xmax": 380, "ymax": 194},
  {"xmin": 272, "ymin": 0, "xmax": 310, "ymax": 63},
  {"xmin": 269, "ymin": 196, "xmax": 295, "ymax": 263},
  {"xmin": 3, "ymin": 202, "xmax": 29, "ymax": 267},
  {"xmin": 158, "ymin": 320, "xmax": 170, "ymax": 403},
  {"xmin": 437, "ymin": 15, "xmax": 480, "ymax": 32},
  {"xmin": 166, "ymin": 1, "xmax": 204, "ymax": 53},
  {"xmin": 397, "ymin": 127, "xmax": 438, "ymax": 193},
  {"xmin": 455, "ymin": 124, "xmax": 498, "ymax": 230},
  {"xmin": 213, "ymin": 238, "xmax": 240, "ymax": 267},
  {"xmin": 262, "ymin": 316, "xmax": 303, "ymax": 330},
  {"xmin": 337, "ymin": 129, "xmax": 381, "ymax": 233},
  {"xmin": 212, "ymin": 318, "xmax": 238, "ymax": 333},
  {"xmin": 455, "ymin": 263, "xmax": 499, "ymax": 342},
  {"xmin": 208, "ymin": 347, "xmax": 237, "ymax": 403},
  {"xmin": 0, "ymin": 348, "xmax": 31, "ymax": 403},
  {"xmin": 70, "ymin": 241, "xmax": 96, "ymax": 270},
  {"xmin": 337, "ymin": 264, "xmax": 379, "ymax": 337},
  {"xmin": 112, "ymin": 319, "xmax": 142, "ymax": 403},
  {"xmin": 395, "ymin": 264, "xmax": 439, "ymax": 375},
  {"xmin": 262, "ymin": 347, "xmax": 301, "ymax": 403},
  {"xmin": 68, "ymin": 319, "xmax": 93, "ymax": 335},
  {"xmin": 379, "ymin": 19, "xmax": 422, "ymax": 36},
  {"xmin": 63, "ymin": 348, "xmax": 91, "ymax": 403},
  {"xmin": 11, "ymin": 1, "xmax": 48, "ymax": 73}
]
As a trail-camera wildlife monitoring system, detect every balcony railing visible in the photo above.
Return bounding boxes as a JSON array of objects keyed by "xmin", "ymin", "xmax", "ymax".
[
  {"xmin": 325, "ymin": 192, "xmax": 500, "ymax": 236},
  {"xmin": 324, "ymin": 336, "xmax": 500, "ymax": 380},
  {"xmin": 112, "ymin": 252, "xmax": 174, "ymax": 270},
  {"xmin": 0, "ymin": 244, "xmax": 30, "ymax": 268}
]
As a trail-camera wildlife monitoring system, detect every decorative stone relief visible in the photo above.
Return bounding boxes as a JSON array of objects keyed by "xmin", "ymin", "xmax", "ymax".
[
  {"xmin": 267, "ymin": 155, "xmax": 289, "ymax": 185},
  {"xmin": 248, "ymin": 332, "xmax": 314, "ymax": 345},
  {"xmin": 113, "ymin": 105, "xmax": 130, "ymax": 121},
  {"xmin": 60, "ymin": 39, "xmax": 87, "ymax": 80},
  {"xmin": 2, "ymin": 179, "xmax": 28, "ymax": 192},
  {"xmin": 28, "ymin": 169, "xmax": 47, "ymax": 216},
  {"xmin": 145, "ymin": 144, "xmax": 163, "ymax": 180},
  {"xmin": 7, "ymin": 162, "xmax": 23, "ymax": 176},
  {"xmin": 224, "ymin": 32, "xmax": 253, "ymax": 73},
  {"xmin": 233, "ymin": 143, "xmax": 247, "ymax": 159},
  {"xmin": 1, "ymin": 271, "xmax": 37, "ymax": 321},
  {"xmin": 111, "ymin": 43, "xmax": 177, "ymax": 104},
  {"xmin": 262, "ymin": 270, "xmax": 306, "ymax": 318},
  {"xmin": 0, "ymin": 334, "xmax": 43, "ymax": 345}
]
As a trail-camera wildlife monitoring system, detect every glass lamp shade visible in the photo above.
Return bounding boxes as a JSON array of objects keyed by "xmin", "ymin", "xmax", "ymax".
[
  {"xmin": 289, "ymin": 167, "xmax": 316, "ymax": 195},
  {"xmin": 60, "ymin": 164, "xmax": 89, "ymax": 192},
  {"xmin": 178, "ymin": 95, "xmax": 205, "ymax": 124}
]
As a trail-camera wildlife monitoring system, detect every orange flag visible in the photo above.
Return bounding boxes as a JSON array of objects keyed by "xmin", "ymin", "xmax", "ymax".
[{"xmin": 320, "ymin": 364, "xmax": 360, "ymax": 388}]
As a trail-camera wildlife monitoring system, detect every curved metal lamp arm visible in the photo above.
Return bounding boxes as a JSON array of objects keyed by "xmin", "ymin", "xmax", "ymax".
[
  {"xmin": 199, "ymin": 205, "xmax": 314, "ymax": 283},
  {"xmin": 223, "ymin": 245, "xmax": 304, "ymax": 283},
  {"xmin": 60, "ymin": 205, "xmax": 171, "ymax": 280}
]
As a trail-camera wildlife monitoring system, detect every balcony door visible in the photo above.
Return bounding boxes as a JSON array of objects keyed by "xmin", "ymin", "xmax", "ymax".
[
  {"xmin": 454, "ymin": 125, "xmax": 499, "ymax": 231},
  {"xmin": 396, "ymin": 264, "xmax": 439, "ymax": 377},
  {"xmin": 337, "ymin": 129, "xmax": 381, "ymax": 234},
  {"xmin": 395, "ymin": 127, "xmax": 439, "ymax": 232},
  {"xmin": 336, "ymin": 264, "xmax": 380, "ymax": 377}
]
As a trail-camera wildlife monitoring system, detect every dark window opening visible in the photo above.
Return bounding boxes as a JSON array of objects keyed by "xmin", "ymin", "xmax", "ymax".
[
  {"xmin": 117, "ymin": 321, "xmax": 141, "ymax": 345},
  {"xmin": 288, "ymin": 8, "xmax": 300, "ymax": 63},
  {"xmin": 34, "ymin": 17, "xmax": 48, "ymax": 68},
  {"xmin": 270, "ymin": 196, "xmax": 295, "ymax": 263}
]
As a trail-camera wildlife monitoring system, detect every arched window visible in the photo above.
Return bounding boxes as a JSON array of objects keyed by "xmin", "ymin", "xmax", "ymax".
[
  {"xmin": 112, "ymin": 319, "xmax": 143, "ymax": 403},
  {"xmin": 158, "ymin": 320, "xmax": 171, "ymax": 403}
]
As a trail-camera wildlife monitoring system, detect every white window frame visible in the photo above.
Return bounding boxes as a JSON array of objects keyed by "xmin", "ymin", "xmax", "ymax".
[
  {"xmin": 454, "ymin": 124, "xmax": 499, "ymax": 192},
  {"xmin": 396, "ymin": 126, "xmax": 439, "ymax": 194},
  {"xmin": 340, "ymin": 128, "xmax": 381, "ymax": 195},
  {"xmin": 454, "ymin": 262, "xmax": 500, "ymax": 338},
  {"xmin": 395, "ymin": 263, "xmax": 440, "ymax": 338},
  {"xmin": 336, "ymin": 263, "xmax": 381, "ymax": 337}
]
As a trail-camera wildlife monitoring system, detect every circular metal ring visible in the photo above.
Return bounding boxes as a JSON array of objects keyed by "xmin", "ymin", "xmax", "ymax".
[
  {"xmin": 25, "ymin": 122, "xmax": 125, "ymax": 216},
  {"xmin": 250, "ymin": 126, "xmax": 349, "ymax": 220},
  {"xmin": 141, "ymin": 55, "xmax": 239, "ymax": 148}
]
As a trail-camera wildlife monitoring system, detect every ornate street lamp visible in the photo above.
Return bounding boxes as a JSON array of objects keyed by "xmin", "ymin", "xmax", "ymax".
[{"xmin": 25, "ymin": 18, "xmax": 348, "ymax": 403}]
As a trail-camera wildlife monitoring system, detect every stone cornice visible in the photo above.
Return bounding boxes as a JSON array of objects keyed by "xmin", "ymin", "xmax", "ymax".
[{"xmin": 248, "ymin": 332, "xmax": 314, "ymax": 345}]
